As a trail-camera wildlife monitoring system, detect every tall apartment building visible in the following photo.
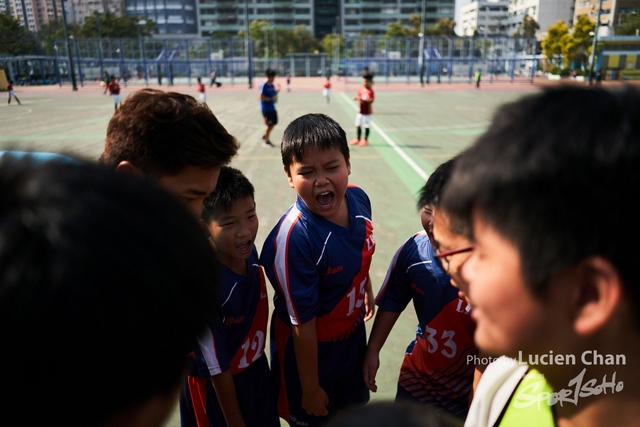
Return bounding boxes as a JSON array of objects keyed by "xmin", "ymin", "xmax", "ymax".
[
  {"xmin": 125, "ymin": 0, "xmax": 197, "ymax": 35},
  {"xmin": 506, "ymin": 0, "xmax": 575, "ymax": 38},
  {"xmin": 69, "ymin": 0, "xmax": 123, "ymax": 23},
  {"xmin": 1, "ymin": 0, "xmax": 12, "ymax": 14},
  {"xmin": 199, "ymin": 0, "xmax": 313, "ymax": 37},
  {"xmin": 198, "ymin": 0, "xmax": 455, "ymax": 39},
  {"xmin": 342, "ymin": 0, "xmax": 455, "ymax": 37},
  {"xmin": 460, "ymin": 0, "xmax": 509, "ymax": 36},
  {"xmin": 6, "ymin": 0, "xmax": 68, "ymax": 31},
  {"xmin": 574, "ymin": 0, "xmax": 640, "ymax": 35}
]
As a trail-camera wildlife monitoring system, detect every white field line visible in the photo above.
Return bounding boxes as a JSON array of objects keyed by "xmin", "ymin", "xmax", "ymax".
[{"xmin": 339, "ymin": 92, "xmax": 429, "ymax": 182}]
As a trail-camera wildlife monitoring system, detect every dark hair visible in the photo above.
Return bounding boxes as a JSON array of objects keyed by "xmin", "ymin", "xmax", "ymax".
[
  {"xmin": 281, "ymin": 113, "xmax": 349, "ymax": 172},
  {"xmin": 202, "ymin": 166, "xmax": 255, "ymax": 222},
  {"xmin": 417, "ymin": 157, "xmax": 457, "ymax": 210},
  {"xmin": 442, "ymin": 86, "xmax": 640, "ymax": 309},
  {"xmin": 100, "ymin": 88, "xmax": 239, "ymax": 177},
  {"xmin": 266, "ymin": 69, "xmax": 277, "ymax": 77},
  {"xmin": 327, "ymin": 401, "xmax": 463, "ymax": 427},
  {"xmin": 0, "ymin": 157, "xmax": 219, "ymax": 426}
]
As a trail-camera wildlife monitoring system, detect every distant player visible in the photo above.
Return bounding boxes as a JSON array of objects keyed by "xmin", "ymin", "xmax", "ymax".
[
  {"xmin": 350, "ymin": 75, "xmax": 374, "ymax": 147},
  {"xmin": 180, "ymin": 166, "xmax": 279, "ymax": 427},
  {"xmin": 323, "ymin": 76, "xmax": 331, "ymax": 104},
  {"xmin": 475, "ymin": 69, "xmax": 481, "ymax": 89},
  {"xmin": 364, "ymin": 158, "xmax": 477, "ymax": 420},
  {"xmin": 261, "ymin": 113, "xmax": 376, "ymax": 427},
  {"xmin": 259, "ymin": 69, "xmax": 279, "ymax": 148},
  {"xmin": 286, "ymin": 73, "xmax": 291, "ymax": 92},
  {"xmin": 197, "ymin": 77, "xmax": 206, "ymax": 104},
  {"xmin": 6, "ymin": 80, "xmax": 21, "ymax": 105},
  {"xmin": 107, "ymin": 76, "xmax": 122, "ymax": 111}
]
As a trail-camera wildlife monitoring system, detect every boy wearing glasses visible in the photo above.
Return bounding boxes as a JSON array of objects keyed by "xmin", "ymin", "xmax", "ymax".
[{"xmin": 364, "ymin": 158, "xmax": 477, "ymax": 420}]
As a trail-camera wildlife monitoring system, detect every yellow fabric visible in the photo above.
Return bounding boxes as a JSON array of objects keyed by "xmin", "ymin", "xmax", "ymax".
[
  {"xmin": 608, "ymin": 55, "xmax": 620, "ymax": 68},
  {"xmin": 498, "ymin": 369, "xmax": 555, "ymax": 427}
]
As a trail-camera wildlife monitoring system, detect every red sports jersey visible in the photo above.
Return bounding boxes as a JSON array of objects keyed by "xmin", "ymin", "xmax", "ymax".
[
  {"xmin": 107, "ymin": 81, "xmax": 120, "ymax": 95},
  {"xmin": 197, "ymin": 82, "xmax": 205, "ymax": 93},
  {"xmin": 357, "ymin": 87, "xmax": 374, "ymax": 115},
  {"xmin": 7, "ymin": 83, "xmax": 13, "ymax": 91},
  {"xmin": 324, "ymin": 82, "xmax": 331, "ymax": 89}
]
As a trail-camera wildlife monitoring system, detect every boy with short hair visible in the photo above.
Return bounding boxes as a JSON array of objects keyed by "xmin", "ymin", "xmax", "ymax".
[
  {"xmin": 6, "ymin": 80, "xmax": 21, "ymax": 105},
  {"xmin": 443, "ymin": 85, "xmax": 640, "ymax": 427},
  {"xmin": 107, "ymin": 75, "xmax": 122, "ymax": 110},
  {"xmin": 261, "ymin": 113, "xmax": 376, "ymax": 426},
  {"xmin": 0, "ymin": 157, "xmax": 220, "ymax": 427},
  {"xmin": 364, "ymin": 158, "xmax": 477, "ymax": 420},
  {"xmin": 350, "ymin": 75, "xmax": 374, "ymax": 147},
  {"xmin": 100, "ymin": 88, "xmax": 239, "ymax": 218},
  {"xmin": 260, "ymin": 69, "xmax": 280, "ymax": 148},
  {"xmin": 180, "ymin": 166, "xmax": 280, "ymax": 427}
]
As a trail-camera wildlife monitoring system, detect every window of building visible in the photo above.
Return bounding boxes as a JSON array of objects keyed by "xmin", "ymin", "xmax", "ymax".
[
  {"xmin": 200, "ymin": 7, "xmax": 215, "ymax": 14},
  {"xmin": 257, "ymin": 8, "xmax": 273, "ymax": 13},
  {"xmin": 345, "ymin": 19, "xmax": 359, "ymax": 25},
  {"xmin": 401, "ymin": 7, "xmax": 414, "ymax": 13},
  {"xmin": 295, "ymin": 19, "xmax": 310, "ymax": 24},
  {"xmin": 294, "ymin": 7, "xmax": 309, "ymax": 13}
]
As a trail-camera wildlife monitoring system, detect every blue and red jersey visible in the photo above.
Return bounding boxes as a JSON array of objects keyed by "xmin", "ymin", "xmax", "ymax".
[
  {"xmin": 261, "ymin": 185, "xmax": 375, "ymax": 342},
  {"xmin": 188, "ymin": 247, "xmax": 269, "ymax": 377},
  {"xmin": 376, "ymin": 230, "xmax": 477, "ymax": 417}
]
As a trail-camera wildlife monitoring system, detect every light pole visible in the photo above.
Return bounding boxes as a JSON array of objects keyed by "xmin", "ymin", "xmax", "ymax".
[
  {"xmin": 60, "ymin": 0, "xmax": 78, "ymax": 91},
  {"xmin": 243, "ymin": 0, "xmax": 253, "ymax": 88},
  {"xmin": 588, "ymin": 0, "xmax": 603, "ymax": 85},
  {"xmin": 418, "ymin": 0, "xmax": 426, "ymax": 86}
]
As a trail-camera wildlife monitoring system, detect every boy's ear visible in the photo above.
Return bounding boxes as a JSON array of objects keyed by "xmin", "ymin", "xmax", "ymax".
[
  {"xmin": 198, "ymin": 219, "xmax": 212, "ymax": 238},
  {"xmin": 116, "ymin": 161, "xmax": 143, "ymax": 176},
  {"xmin": 571, "ymin": 256, "xmax": 623, "ymax": 336},
  {"xmin": 284, "ymin": 165, "xmax": 295, "ymax": 189}
]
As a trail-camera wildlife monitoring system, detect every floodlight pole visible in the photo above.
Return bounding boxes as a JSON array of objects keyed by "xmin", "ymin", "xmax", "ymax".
[
  {"xmin": 418, "ymin": 0, "xmax": 426, "ymax": 86},
  {"xmin": 244, "ymin": 0, "xmax": 253, "ymax": 88},
  {"xmin": 588, "ymin": 0, "xmax": 603, "ymax": 86},
  {"xmin": 60, "ymin": 0, "xmax": 78, "ymax": 91}
]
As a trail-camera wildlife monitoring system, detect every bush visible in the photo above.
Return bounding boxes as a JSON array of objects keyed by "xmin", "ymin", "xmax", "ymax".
[
  {"xmin": 549, "ymin": 66, "xmax": 561, "ymax": 75},
  {"xmin": 559, "ymin": 68, "xmax": 572, "ymax": 77}
]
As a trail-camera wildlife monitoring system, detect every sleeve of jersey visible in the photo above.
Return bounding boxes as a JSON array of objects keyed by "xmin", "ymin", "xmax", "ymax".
[
  {"xmin": 271, "ymin": 214, "xmax": 321, "ymax": 326},
  {"xmin": 375, "ymin": 238, "xmax": 413, "ymax": 313},
  {"xmin": 194, "ymin": 312, "xmax": 230, "ymax": 377}
]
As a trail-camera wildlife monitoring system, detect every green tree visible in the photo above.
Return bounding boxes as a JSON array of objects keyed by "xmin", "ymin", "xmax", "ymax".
[
  {"xmin": 320, "ymin": 33, "xmax": 344, "ymax": 59},
  {"xmin": 542, "ymin": 20, "xmax": 569, "ymax": 66},
  {"xmin": 514, "ymin": 14, "xmax": 540, "ymax": 37},
  {"xmin": 433, "ymin": 17, "xmax": 456, "ymax": 36},
  {"xmin": 0, "ymin": 12, "xmax": 41, "ymax": 55},
  {"xmin": 614, "ymin": 12, "xmax": 640, "ymax": 35},
  {"xmin": 384, "ymin": 22, "xmax": 410, "ymax": 37},
  {"xmin": 79, "ymin": 12, "xmax": 156, "ymax": 38},
  {"xmin": 38, "ymin": 18, "xmax": 80, "ymax": 55},
  {"xmin": 562, "ymin": 14, "xmax": 595, "ymax": 69}
]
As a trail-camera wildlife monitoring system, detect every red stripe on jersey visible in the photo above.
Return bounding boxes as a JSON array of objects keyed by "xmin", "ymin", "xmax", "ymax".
[
  {"xmin": 187, "ymin": 376, "xmax": 210, "ymax": 427},
  {"xmin": 229, "ymin": 266, "xmax": 269, "ymax": 374},
  {"xmin": 315, "ymin": 217, "xmax": 375, "ymax": 341}
]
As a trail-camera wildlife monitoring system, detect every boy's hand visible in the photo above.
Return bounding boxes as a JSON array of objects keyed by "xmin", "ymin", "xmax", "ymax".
[
  {"xmin": 364, "ymin": 279, "xmax": 375, "ymax": 322},
  {"xmin": 363, "ymin": 349, "xmax": 379, "ymax": 392},
  {"xmin": 301, "ymin": 386, "xmax": 329, "ymax": 416}
]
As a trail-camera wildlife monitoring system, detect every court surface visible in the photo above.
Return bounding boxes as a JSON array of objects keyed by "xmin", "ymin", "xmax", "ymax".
[{"xmin": 1, "ymin": 77, "xmax": 542, "ymax": 426}]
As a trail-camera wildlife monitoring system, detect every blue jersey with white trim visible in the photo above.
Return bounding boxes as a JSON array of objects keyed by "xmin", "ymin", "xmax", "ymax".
[
  {"xmin": 189, "ymin": 247, "xmax": 269, "ymax": 377},
  {"xmin": 376, "ymin": 231, "xmax": 477, "ymax": 417},
  {"xmin": 261, "ymin": 185, "xmax": 375, "ymax": 342}
]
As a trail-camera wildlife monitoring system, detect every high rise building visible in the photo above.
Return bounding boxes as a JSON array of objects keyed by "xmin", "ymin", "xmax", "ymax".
[
  {"xmin": 460, "ymin": 0, "xmax": 510, "ymax": 36},
  {"xmin": 506, "ymin": 0, "xmax": 575, "ymax": 38},
  {"xmin": 125, "ymin": 0, "xmax": 197, "ymax": 35},
  {"xmin": 574, "ymin": 0, "xmax": 640, "ymax": 35},
  {"xmin": 69, "ymin": 0, "xmax": 123, "ymax": 23},
  {"xmin": 198, "ymin": 0, "xmax": 455, "ymax": 39},
  {"xmin": 7, "ymin": 0, "xmax": 68, "ymax": 31}
]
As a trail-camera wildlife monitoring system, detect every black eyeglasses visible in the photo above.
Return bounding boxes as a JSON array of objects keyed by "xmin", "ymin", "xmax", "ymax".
[{"xmin": 435, "ymin": 245, "xmax": 474, "ymax": 273}]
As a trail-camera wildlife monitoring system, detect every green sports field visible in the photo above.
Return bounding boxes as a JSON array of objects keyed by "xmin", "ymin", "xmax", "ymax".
[{"xmin": 0, "ymin": 77, "xmax": 541, "ymax": 426}]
